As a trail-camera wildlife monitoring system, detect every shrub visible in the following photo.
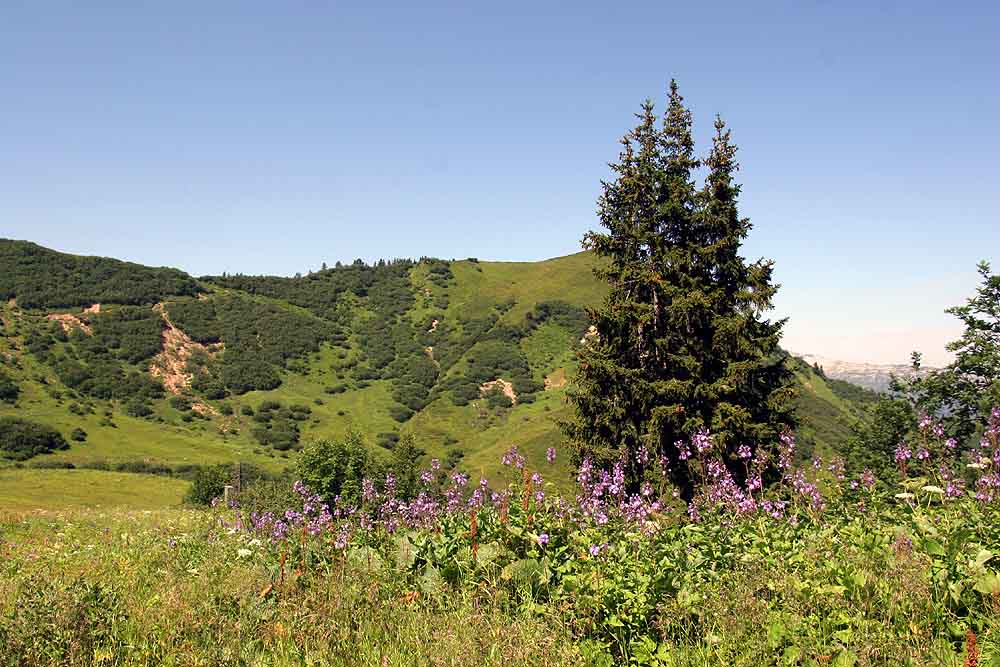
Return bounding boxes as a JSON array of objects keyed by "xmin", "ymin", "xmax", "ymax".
[
  {"xmin": 169, "ymin": 395, "xmax": 193, "ymax": 411},
  {"xmin": 295, "ymin": 432, "xmax": 373, "ymax": 505},
  {"xmin": 184, "ymin": 464, "xmax": 233, "ymax": 505},
  {"xmin": 26, "ymin": 459, "xmax": 76, "ymax": 469},
  {"xmin": 237, "ymin": 477, "xmax": 297, "ymax": 517},
  {"xmin": 0, "ymin": 371, "xmax": 19, "ymax": 403},
  {"xmin": 125, "ymin": 400, "xmax": 154, "ymax": 418},
  {"xmin": 0, "ymin": 417, "xmax": 69, "ymax": 460},
  {"xmin": 377, "ymin": 432, "xmax": 400, "ymax": 449},
  {"xmin": 389, "ymin": 404, "xmax": 413, "ymax": 423},
  {"xmin": 70, "ymin": 428, "xmax": 87, "ymax": 442},
  {"xmin": 484, "ymin": 386, "xmax": 513, "ymax": 410}
]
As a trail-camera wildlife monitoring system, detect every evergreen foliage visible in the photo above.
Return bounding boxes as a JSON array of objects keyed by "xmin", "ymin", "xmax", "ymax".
[
  {"xmin": 250, "ymin": 400, "xmax": 309, "ymax": 451},
  {"xmin": 0, "ymin": 239, "xmax": 201, "ymax": 309},
  {"xmin": 895, "ymin": 262, "xmax": 1000, "ymax": 443},
  {"xmin": 167, "ymin": 296, "xmax": 334, "ymax": 395},
  {"xmin": 566, "ymin": 81, "xmax": 795, "ymax": 493},
  {"xmin": 844, "ymin": 396, "xmax": 914, "ymax": 484},
  {"xmin": 203, "ymin": 259, "xmax": 417, "ymax": 323},
  {"xmin": 389, "ymin": 434, "xmax": 426, "ymax": 499},
  {"xmin": 0, "ymin": 416, "xmax": 69, "ymax": 460},
  {"xmin": 0, "ymin": 370, "xmax": 18, "ymax": 403},
  {"xmin": 86, "ymin": 307, "xmax": 165, "ymax": 364}
]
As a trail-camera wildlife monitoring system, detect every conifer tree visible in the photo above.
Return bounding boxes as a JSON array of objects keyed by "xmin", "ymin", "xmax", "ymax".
[
  {"xmin": 895, "ymin": 261, "xmax": 1000, "ymax": 442},
  {"xmin": 566, "ymin": 81, "xmax": 794, "ymax": 494}
]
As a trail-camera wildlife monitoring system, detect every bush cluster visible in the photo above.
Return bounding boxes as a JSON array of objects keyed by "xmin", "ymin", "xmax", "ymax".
[
  {"xmin": 0, "ymin": 417, "xmax": 69, "ymax": 460},
  {"xmin": 0, "ymin": 239, "xmax": 201, "ymax": 309},
  {"xmin": 250, "ymin": 400, "xmax": 311, "ymax": 451}
]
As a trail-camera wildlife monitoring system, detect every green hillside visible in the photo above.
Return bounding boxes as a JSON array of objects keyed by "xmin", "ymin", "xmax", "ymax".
[{"xmin": 0, "ymin": 242, "xmax": 874, "ymax": 506}]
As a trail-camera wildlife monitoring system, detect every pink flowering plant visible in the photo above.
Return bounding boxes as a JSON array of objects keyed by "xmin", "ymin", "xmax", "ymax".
[{"xmin": 204, "ymin": 407, "xmax": 1000, "ymax": 662}]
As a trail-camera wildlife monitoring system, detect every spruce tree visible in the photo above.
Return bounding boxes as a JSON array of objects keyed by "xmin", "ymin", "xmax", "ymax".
[{"xmin": 566, "ymin": 81, "xmax": 794, "ymax": 494}]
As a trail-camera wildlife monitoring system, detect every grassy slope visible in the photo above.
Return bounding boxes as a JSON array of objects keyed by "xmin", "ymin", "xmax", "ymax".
[
  {"xmin": 0, "ymin": 316, "xmax": 279, "ymax": 471},
  {"xmin": 0, "ymin": 469, "xmax": 187, "ymax": 510},
  {"xmin": 2, "ymin": 248, "xmax": 870, "ymax": 507}
]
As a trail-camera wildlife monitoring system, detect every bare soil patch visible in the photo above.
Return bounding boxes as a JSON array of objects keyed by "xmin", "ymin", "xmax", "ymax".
[{"xmin": 479, "ymin": 378, "xmax": 518, "ymax": 404}]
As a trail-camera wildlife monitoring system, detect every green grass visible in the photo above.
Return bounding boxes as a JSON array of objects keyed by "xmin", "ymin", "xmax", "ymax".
[
  {"xmin": 0, "ymin": 469, "xmax": 187, "ymax": 511},
  {"xmin": 446, "ymin": 252, "xmax": 606, "ymax": 323},
  {"xmin": 1, "ymin": 251, "xmax": 875, "ymax": 511},
  {"xmin": 0, "ymin": 508, "xmax": 584, "ymax": 666}
]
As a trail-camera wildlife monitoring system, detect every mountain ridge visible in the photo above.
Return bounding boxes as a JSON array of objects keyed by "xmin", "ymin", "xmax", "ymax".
[
  {"xmin": 793, "ymin": 351, "xmax": 936, "ymax": 392},
  {"xmin": 1, "ymin": 239, "xmax": 875, "ymax": 485}
]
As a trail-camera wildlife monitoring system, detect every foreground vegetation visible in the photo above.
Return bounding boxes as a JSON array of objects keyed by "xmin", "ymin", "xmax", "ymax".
[{"xmin": 3, "ymin": 412, "xmax": 999, "ymax": 665}]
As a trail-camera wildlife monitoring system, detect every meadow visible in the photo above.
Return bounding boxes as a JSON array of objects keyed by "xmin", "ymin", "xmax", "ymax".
[{"xmin": 3, "ymin": 412, "xmax": 999, "ymax": 666}]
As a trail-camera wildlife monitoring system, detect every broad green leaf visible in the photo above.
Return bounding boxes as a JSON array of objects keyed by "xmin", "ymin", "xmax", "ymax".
[{"xmin": 922, "ymin": 539, "xmax": 946, "ymax": 557}]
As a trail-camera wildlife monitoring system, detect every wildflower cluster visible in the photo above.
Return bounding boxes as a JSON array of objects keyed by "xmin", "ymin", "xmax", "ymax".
[{"xmin": 226, "ymin": 407, "xmax": 1000, "ymax": 564}]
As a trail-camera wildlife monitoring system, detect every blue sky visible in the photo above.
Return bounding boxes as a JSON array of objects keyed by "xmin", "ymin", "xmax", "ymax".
[{"xmin": 2, "ymin": 1, "xmax": 997, "ymax": 365}]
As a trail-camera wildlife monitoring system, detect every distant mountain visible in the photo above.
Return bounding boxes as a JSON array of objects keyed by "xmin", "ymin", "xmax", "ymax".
[
  {"xmin": 793, "ymin": 352, "xmax": 936, "ymax": 393},
  {"xmin": 0, "ymin": 239, "xmax": 877, "ymax": 480}
]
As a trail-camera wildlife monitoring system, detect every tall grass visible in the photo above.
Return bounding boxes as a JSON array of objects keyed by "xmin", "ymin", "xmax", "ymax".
[{"xmin": 0, "ymin": 509, "xmax": 581, "ymax": 666}]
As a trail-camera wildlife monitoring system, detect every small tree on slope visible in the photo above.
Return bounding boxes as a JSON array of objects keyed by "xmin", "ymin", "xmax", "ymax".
[
  {"xmin": 566, "ymin": 81, "xmax": 795, "ymax": 495},
  {"xmin": 895, "ymin": 261, "xmax": 1000, "ymax": 444}
]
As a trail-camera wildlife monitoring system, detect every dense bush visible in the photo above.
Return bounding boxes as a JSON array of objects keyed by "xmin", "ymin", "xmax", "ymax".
[
  {"xmin": 203, "ymin": 259, "xmax": 416, "ymax": 322},
  {"xmin": 388, "ymin": 404, "xmax": 413, "ymax": 423},
  {"xmin": 0, "ymin": 239, "xmax": 202, "ymax": 309},
  {"xmin": 0, "ymin": 417, "xmax": 69, "ymax": 460},
  {"xmin": 169, "ymin": 395, "xmax": 193, "ymax": 411},
  {"xmin": 53, "ymin": 357, "xmax": 163, "ymax": 403},
  {"xmin": 484, "ymin": 385, "xmax": 513, "ymax": 409},
  {"xmin": 124, "ymin": 400, "xmax": 154, "ymax": 418},
  {"xmin": 184, "ymin": 463, "xmax": 273, "ymax": 506},
  {"xmin": 167, "ymin": 295, "xmax": 334, "ymax": 394},
  {"xmin": 0, "ymin": 371, "xmax": 18, "ymax": 403},
  {"xmin": 249, "ymin": 400, "xmax": 304, "ymax": 450},
  {"xmin": 295, "ymin": 432, "xmax": 373, "ymax": 505},
  {"xmin": 446, "ymin": 339, "xmax": 540, "ymax": 404},
  {"xmin": 184, "ymin": 464, "xmax": 234, "ymax": 506},
  {"xmin": 523, "ymin": 300, "xmax": 590, "ymax": 338},
  {"xmin": 86, "ymin": 307, "xmax": 165, "ymax": 364}
]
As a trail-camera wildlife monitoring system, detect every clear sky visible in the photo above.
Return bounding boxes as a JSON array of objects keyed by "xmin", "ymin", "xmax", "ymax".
[{"xmin": 2, "ymin": 1, "xmax": 997, "ymax": 366}]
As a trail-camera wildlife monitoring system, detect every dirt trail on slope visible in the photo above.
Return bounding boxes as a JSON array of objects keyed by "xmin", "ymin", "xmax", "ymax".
[{"xmin": 149, "ymin": 303, "xmax": 222, "ymax": 396}]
